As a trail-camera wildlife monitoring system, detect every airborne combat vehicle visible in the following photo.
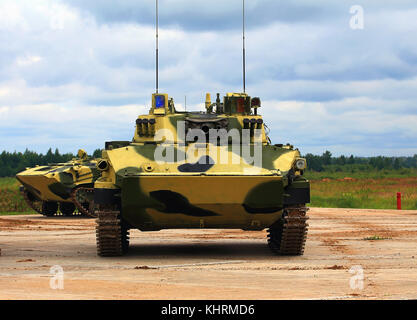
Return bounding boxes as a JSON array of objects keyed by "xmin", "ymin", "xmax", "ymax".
[
  {"xmin": 91, "ymin": 0, "xmax": 310, "ymax": 257},
  {"xmin": 93, "ymin": 93, "xmax": 310, "ymax": 256},
  {"xmin": 16, "ymin": 149, "xmax": 99, "ymax": 217}
]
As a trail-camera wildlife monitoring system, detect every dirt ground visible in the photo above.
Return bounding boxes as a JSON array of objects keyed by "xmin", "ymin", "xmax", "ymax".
[{"xmin": 0, "ymin": 208, "xmax": 417, "ymax": 300}]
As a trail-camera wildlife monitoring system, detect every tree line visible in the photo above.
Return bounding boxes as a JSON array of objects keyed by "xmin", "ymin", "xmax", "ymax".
[
  {"xmin": 0, "ymin": 148, "xmax": 416, "ymax": 177},
  {"xmin": 0, "ymin": 148, "xmax": 102, "ymax": 177},
  {"xmin": 304, "ymin": 151, "xmax": 417, "ymax": 172}
]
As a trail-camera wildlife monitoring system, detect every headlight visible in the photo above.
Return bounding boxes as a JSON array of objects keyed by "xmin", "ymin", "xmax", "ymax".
[{"xmin": 295, "ymin": 158, "xmax": 306, "ymax": 170}]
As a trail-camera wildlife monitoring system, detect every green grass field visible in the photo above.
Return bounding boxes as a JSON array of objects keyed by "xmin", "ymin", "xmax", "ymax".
[
  {"xmin": 1, "ymin": 170, "xmax": 416, "ymax": 215},
  {"xmin": 305, "ymin": 167, "xmax": 417, "ymax": 180},
  {"xmin": 309, "ymin": 177, "xmax": 417, "ymax": 210},
  {"xmin": 305, "ymin": 168, "xmax": 417, "ymax": 210},
  {"xmin": 0, "ymin": 177, "xmax": 34, "ymax": 215}
]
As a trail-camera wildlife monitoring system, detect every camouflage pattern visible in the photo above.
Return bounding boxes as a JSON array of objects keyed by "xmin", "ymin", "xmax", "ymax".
[
  {"xmin": 16, "ymin": 149, "xmax": 100, "ymax": 216},
  {"xmin": 95, "ymin": 93, "xmax": 310, "ymax": 236}
]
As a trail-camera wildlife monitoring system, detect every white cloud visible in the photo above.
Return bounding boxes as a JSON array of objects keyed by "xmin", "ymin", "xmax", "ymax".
[
  {"xmin": 0, "ymin": 0, "xmax": 416, "ymax": 156},
  {"xmin": 0, "ymin": 2, "xmax": 29, "ymax": 31},
  {"xmin": 16, "ymin": 55, "xmax": 42, "ymax": 67},
  {"xmin": 0, "ymin": 102, "xmax": 146, "ymax": 153}
]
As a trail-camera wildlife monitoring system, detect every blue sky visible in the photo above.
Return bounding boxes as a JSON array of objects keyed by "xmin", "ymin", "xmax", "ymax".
[{"xmin": 0, "ymin": 0, "xmax": 417, "ymax": 156}]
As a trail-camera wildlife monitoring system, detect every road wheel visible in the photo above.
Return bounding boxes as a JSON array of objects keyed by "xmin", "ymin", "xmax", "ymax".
[
  {"xmin": 60, "ymin": 202, "xmax": 76, "ymax": 216},
  {"xmin": 42, "ymin": 201, "xmax": 58, "ymax": 217}
]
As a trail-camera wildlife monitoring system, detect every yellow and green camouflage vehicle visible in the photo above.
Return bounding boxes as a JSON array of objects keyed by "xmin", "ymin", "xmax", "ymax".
[
  {"xmin": 16, "ymin": 149, "xmax": 100, "ymax": 217},
  {"xmin": 93, "ymin": 93, "xmax": 310, "ymax": 256}
]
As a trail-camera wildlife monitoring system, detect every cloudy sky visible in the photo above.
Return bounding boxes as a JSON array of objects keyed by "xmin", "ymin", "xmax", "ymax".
[{"xmin": 1, "ymin": 0, "xmax": 417, "ymax": 156}]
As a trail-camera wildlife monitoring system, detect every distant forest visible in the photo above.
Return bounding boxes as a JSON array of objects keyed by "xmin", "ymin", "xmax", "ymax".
[
  {"xmin": 305, "ymin": 151, "xmax": 417, "ymax": 173},
  {"xmin": 0, "ymin": 148, "xmax": 416, "ymax": 177},
  {"xmin": 0, "ymin": 148, "xmax": 102, "ymax": 177}
]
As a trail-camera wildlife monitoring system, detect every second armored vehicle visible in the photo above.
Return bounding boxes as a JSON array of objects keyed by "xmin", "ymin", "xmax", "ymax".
[{"xmin": 16, "ymin": 149, "xmax": 100, "ymax": 217}]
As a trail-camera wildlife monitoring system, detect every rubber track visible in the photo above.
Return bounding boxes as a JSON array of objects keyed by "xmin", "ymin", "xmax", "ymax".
[
  {"xmin": 71, "ymin": 187, "xmax": 97, "ymax": 218},
  {"xmin": 267, "ymin": 206, "xmax": 309, "ymax": 256},
  {"xmin": 96, "ymin": 209, "xmax": 129, "ymax": 257}
]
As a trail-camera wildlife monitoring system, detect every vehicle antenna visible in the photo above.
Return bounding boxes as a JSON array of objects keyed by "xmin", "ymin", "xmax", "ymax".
[
  {"xmin": 242, "ymin": 0, "xmax": 246, "ymax": 93},
  {"xmin": 156, "ymin": 0, "xmax": 159, "ymax": 93}
]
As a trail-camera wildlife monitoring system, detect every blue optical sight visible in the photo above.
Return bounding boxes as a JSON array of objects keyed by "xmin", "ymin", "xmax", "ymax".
[{"xmin": 155, "ymin": 95, "xmax": 165, "ymax": 108}]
